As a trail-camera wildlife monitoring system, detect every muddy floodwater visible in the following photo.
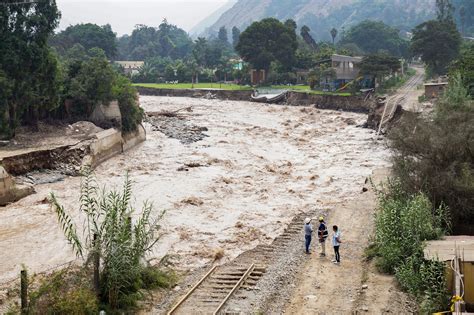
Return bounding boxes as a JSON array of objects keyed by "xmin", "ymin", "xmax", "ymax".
[{"xmin": 0, "ymin": 96, "xmax": 390, "ymax": 284}]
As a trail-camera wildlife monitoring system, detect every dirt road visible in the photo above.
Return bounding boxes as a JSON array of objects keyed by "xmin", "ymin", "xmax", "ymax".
[{"xmin": 284, "ymin": 71, "xmax": 426, "ymax": 314}]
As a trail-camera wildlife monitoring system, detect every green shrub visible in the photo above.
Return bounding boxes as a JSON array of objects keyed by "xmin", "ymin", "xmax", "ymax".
[
  {"xmin": 50, "ymin": 169, "xmax": 165, "ymax": 310},
  {"xmin": 373, "ymin": 180, "xmax": 450, "ymax": 312},
  {"xmin": 113, "ymin": 75, "xmax": 144, "ymax": 132},
  {"xmin": 140, "ymin": 266, "xmax": 177, "ymax": 290}
]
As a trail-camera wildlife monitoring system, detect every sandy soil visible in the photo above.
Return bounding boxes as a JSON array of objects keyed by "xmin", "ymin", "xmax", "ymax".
[
  {"xmin": 284, "ymin": 169, "xmax": 414, "ymax": 314},
  {"xmin": 0, "ymin": 97, "xmax": 390, "ymax": 298}
]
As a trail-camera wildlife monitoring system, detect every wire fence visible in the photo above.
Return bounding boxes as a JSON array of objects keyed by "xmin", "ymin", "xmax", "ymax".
[{"xmin": 0, "ymin": 259, "xmax": 78, "ymax": 288}]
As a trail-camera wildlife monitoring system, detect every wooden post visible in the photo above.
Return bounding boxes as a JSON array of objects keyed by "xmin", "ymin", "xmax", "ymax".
[
  {"xmin": 20, "ymin": 269, "xmax": 28, "ymax": 314},
  {"xmin": 93, "ymin": 234, "xmax": 100, "ymax": 297}
]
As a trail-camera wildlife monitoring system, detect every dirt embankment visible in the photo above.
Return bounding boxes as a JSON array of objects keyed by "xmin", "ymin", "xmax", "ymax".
[{"xmin": 137, "ymin": 87, "xmax": 376, "ymax": 113}]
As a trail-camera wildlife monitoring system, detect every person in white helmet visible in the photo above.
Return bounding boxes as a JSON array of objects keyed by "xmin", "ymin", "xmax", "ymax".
[{"xmin": 304, "ymin": 217, "xmax": 313, "ymax": 254}]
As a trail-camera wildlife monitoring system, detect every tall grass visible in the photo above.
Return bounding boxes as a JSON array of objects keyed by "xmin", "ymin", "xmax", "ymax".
[{"xmin": 50, "ymin": 168, "xmax": 165, "ymax": 309}]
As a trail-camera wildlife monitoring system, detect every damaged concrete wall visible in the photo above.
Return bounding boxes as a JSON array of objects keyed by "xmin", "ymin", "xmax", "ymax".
[
  {"xmin": 0, "ymin": 166, "xmax": 34, "ymax": 206},
  {"xmin": 1, "ymin": 146, "xmax": 88, "ymax": 176}
]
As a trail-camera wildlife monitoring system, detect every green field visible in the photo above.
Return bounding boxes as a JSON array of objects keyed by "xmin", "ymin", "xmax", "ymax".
[{"xmin": 134, "ymin": 83, "xmax": 352, "ymax": 96}]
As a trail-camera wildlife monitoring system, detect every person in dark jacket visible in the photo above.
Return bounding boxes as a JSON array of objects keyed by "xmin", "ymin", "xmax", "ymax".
[
  {"xmin": 318, "ymin": 216, "xmax": 329, "ymax": 257},
  {"xmin": 304, "ymin": 217, "xmax": 313, "ymax": 254}
]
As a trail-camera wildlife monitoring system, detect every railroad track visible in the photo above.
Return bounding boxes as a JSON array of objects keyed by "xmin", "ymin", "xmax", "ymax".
[
  {"xmin": 377, "ymin": 71, "xmax": 424, "ymax": 134},
  {"xmin": 166, "ymin": 211, "xmax": 318, "ymax": 315}
]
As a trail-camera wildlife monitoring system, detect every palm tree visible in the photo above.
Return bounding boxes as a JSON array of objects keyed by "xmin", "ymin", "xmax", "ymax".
[{"xmin": 330, "ymin": 28, "xmax": 338, "ymax": 45}]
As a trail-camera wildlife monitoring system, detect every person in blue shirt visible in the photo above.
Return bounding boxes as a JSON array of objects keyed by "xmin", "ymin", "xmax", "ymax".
[
  {"xmin": 304, "ymin": 217, "xmax": 313, "ymax": 254},
  {"xmin": 318, "ymin": 217, "xmax": 329, "ymax": 257},
  {"xmin": 332, "ymin": 225, "xmax": 342, "ymax": 264}
]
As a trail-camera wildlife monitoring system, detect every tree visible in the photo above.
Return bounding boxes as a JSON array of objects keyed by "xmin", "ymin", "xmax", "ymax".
[
  {"xmin": 452, "ymin": 42, "xmax": 474, "ymax": 96},
  {"xmin": 50, "ymin": 23, "xmax": 118, "ymax": 59},
  {"xmin": 236, "ymin": 18, "xmax": 298, "ymax": 72},
  {"xmin": 330, "ymin": 28, "xmax": 338, "ymax": 45},
  {"xmin": 300, "ymin": 25, "xmax": 317, "ymax": 50},
  {"xmin": 359, "ymin": 53, "xmax": 401, "ymax": 85},
  {"xmin": 411, "ymin": 20, "xmax": 461, "ymax": 76},
  {"xmin": 0, "ymin": 0, "xmax": 61, "ymax": 136},
  {"xmin": 340, "ymin": 20, "xmax": 409, "ymax": 57},
  {"xmin": 218, "ymin": 26, "xmax": 229, "ymax": 44},
  {"xmin": 192, "ymin": 37, "xmax": 208, "ymax": 68},
  {"xmin": 232, "ymin": 26, "xmax": 241, "ymax": 47},
  {"xmin": 118, "ymin": 22, "xmax": 193, "ymax": 61}
]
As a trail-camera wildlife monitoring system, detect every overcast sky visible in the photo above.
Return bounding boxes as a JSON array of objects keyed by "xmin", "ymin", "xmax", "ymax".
[{"xmin": 56, "ymin": 0, "xmax": 229, "ymax": 35}]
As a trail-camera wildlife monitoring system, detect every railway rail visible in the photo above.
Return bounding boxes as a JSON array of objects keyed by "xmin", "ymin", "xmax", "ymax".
[
  {"xmin": 166, "ymin": 211, "xmax": 317, "ymax": 314},
  {"xmin": 377, "ymin": 71, "xmax": 424, "ymax": 134}
]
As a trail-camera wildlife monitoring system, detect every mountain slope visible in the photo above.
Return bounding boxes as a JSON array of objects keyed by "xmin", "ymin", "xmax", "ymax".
[
  {"xmin": 189, "ymin": 0, "xmax": 238, "ymax": 38},
  {"xmin": 203, "ymin": 0, "xmax": 437, "ymax": 40}
]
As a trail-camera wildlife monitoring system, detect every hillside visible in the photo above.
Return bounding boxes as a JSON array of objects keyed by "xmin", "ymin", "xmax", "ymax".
[
  {"xmin": 202, "ymin": 0, "xmax": 438, "ymax": 40},
  {"xmin": 189, "ymin": 0, "xmax": 238, "ymax": 38}
]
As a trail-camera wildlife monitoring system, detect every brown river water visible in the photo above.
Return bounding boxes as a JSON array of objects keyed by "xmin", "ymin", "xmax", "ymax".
[{"xmin": 0, "ymin": 96, "xmax": 390, "ymax": 284}]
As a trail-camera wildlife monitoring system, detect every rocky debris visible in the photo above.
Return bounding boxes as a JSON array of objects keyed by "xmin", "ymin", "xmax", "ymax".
[
  {"xmin": 180, "ymin": 196, "xmax": 204, "ymax": 206},
  {"xmin": 203, "ymin": 92, "xmax": 217, "ymax": 99},
  {"xmin": 17, "ymin": 170, "xmax": 68, "ymax": 185},
  {"xmin": 146, "ymin": 114, "xmax": 209, "ymax": 144}
]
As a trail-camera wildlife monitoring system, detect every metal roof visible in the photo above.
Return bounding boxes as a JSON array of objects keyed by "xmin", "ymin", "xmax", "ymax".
[{"xmin": 424, "ymin": 236, "xmax": 474, "ymax": 262}]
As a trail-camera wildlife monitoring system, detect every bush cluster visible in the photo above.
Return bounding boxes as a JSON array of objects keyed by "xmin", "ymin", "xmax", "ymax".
[
  {"xmin": 388, "ymin": 72, "xmax": 474, "ymax": 231},
  {"xmin": 372, "ymin": 180, "xmax": 450, "ymax": 313},
  {"xmin": 48, "ymin": 169, "xmax": 175, "ymax": 311}
]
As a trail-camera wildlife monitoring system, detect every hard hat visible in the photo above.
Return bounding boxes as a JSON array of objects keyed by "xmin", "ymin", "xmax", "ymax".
[
  {"xmin": 319, "ymin": 216, "xmax": 324, "ymax": 222},
  {"xmin": 304, "ymin": 218, "xmax": 311, "ymax": 224}
]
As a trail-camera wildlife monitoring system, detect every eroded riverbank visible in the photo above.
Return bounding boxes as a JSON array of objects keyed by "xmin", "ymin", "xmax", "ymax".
[{"xmin": 0, "ymin": 96, "xmax": 390, "ymax": 289}]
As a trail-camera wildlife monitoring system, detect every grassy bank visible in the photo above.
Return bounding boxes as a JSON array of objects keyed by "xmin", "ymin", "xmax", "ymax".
[{"xmin": 134, "ymin": 83, "xmax": 352, "ymax": 96}]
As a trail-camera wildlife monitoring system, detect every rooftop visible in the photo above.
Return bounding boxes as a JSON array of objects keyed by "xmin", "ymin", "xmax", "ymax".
[{"xmin": 424, "ymin": 236, "xmax": 474, "ymax": 262}]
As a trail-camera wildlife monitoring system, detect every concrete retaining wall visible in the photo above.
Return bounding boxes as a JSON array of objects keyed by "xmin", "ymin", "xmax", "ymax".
[
  {"xmin": 90, "ymin": 100, "xmax": 122, "ymax": 129},
  {"xmin": 0, "ymin": 166, "xmax": 34, "ymax": 206},
  {"xmin": 137, "ymin": 87, "xmax": 374, "ymax": 113},
  {"xmin": 0, "ymin": 126, "xmax": 146, "ymax": 205},
  {"xmin": 89, "ymin": 128, "xmax": 124, "ymax": 167},
  {"xmin": 123, "ymin": 124, "xmax": 146, "ymax": 152}
]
